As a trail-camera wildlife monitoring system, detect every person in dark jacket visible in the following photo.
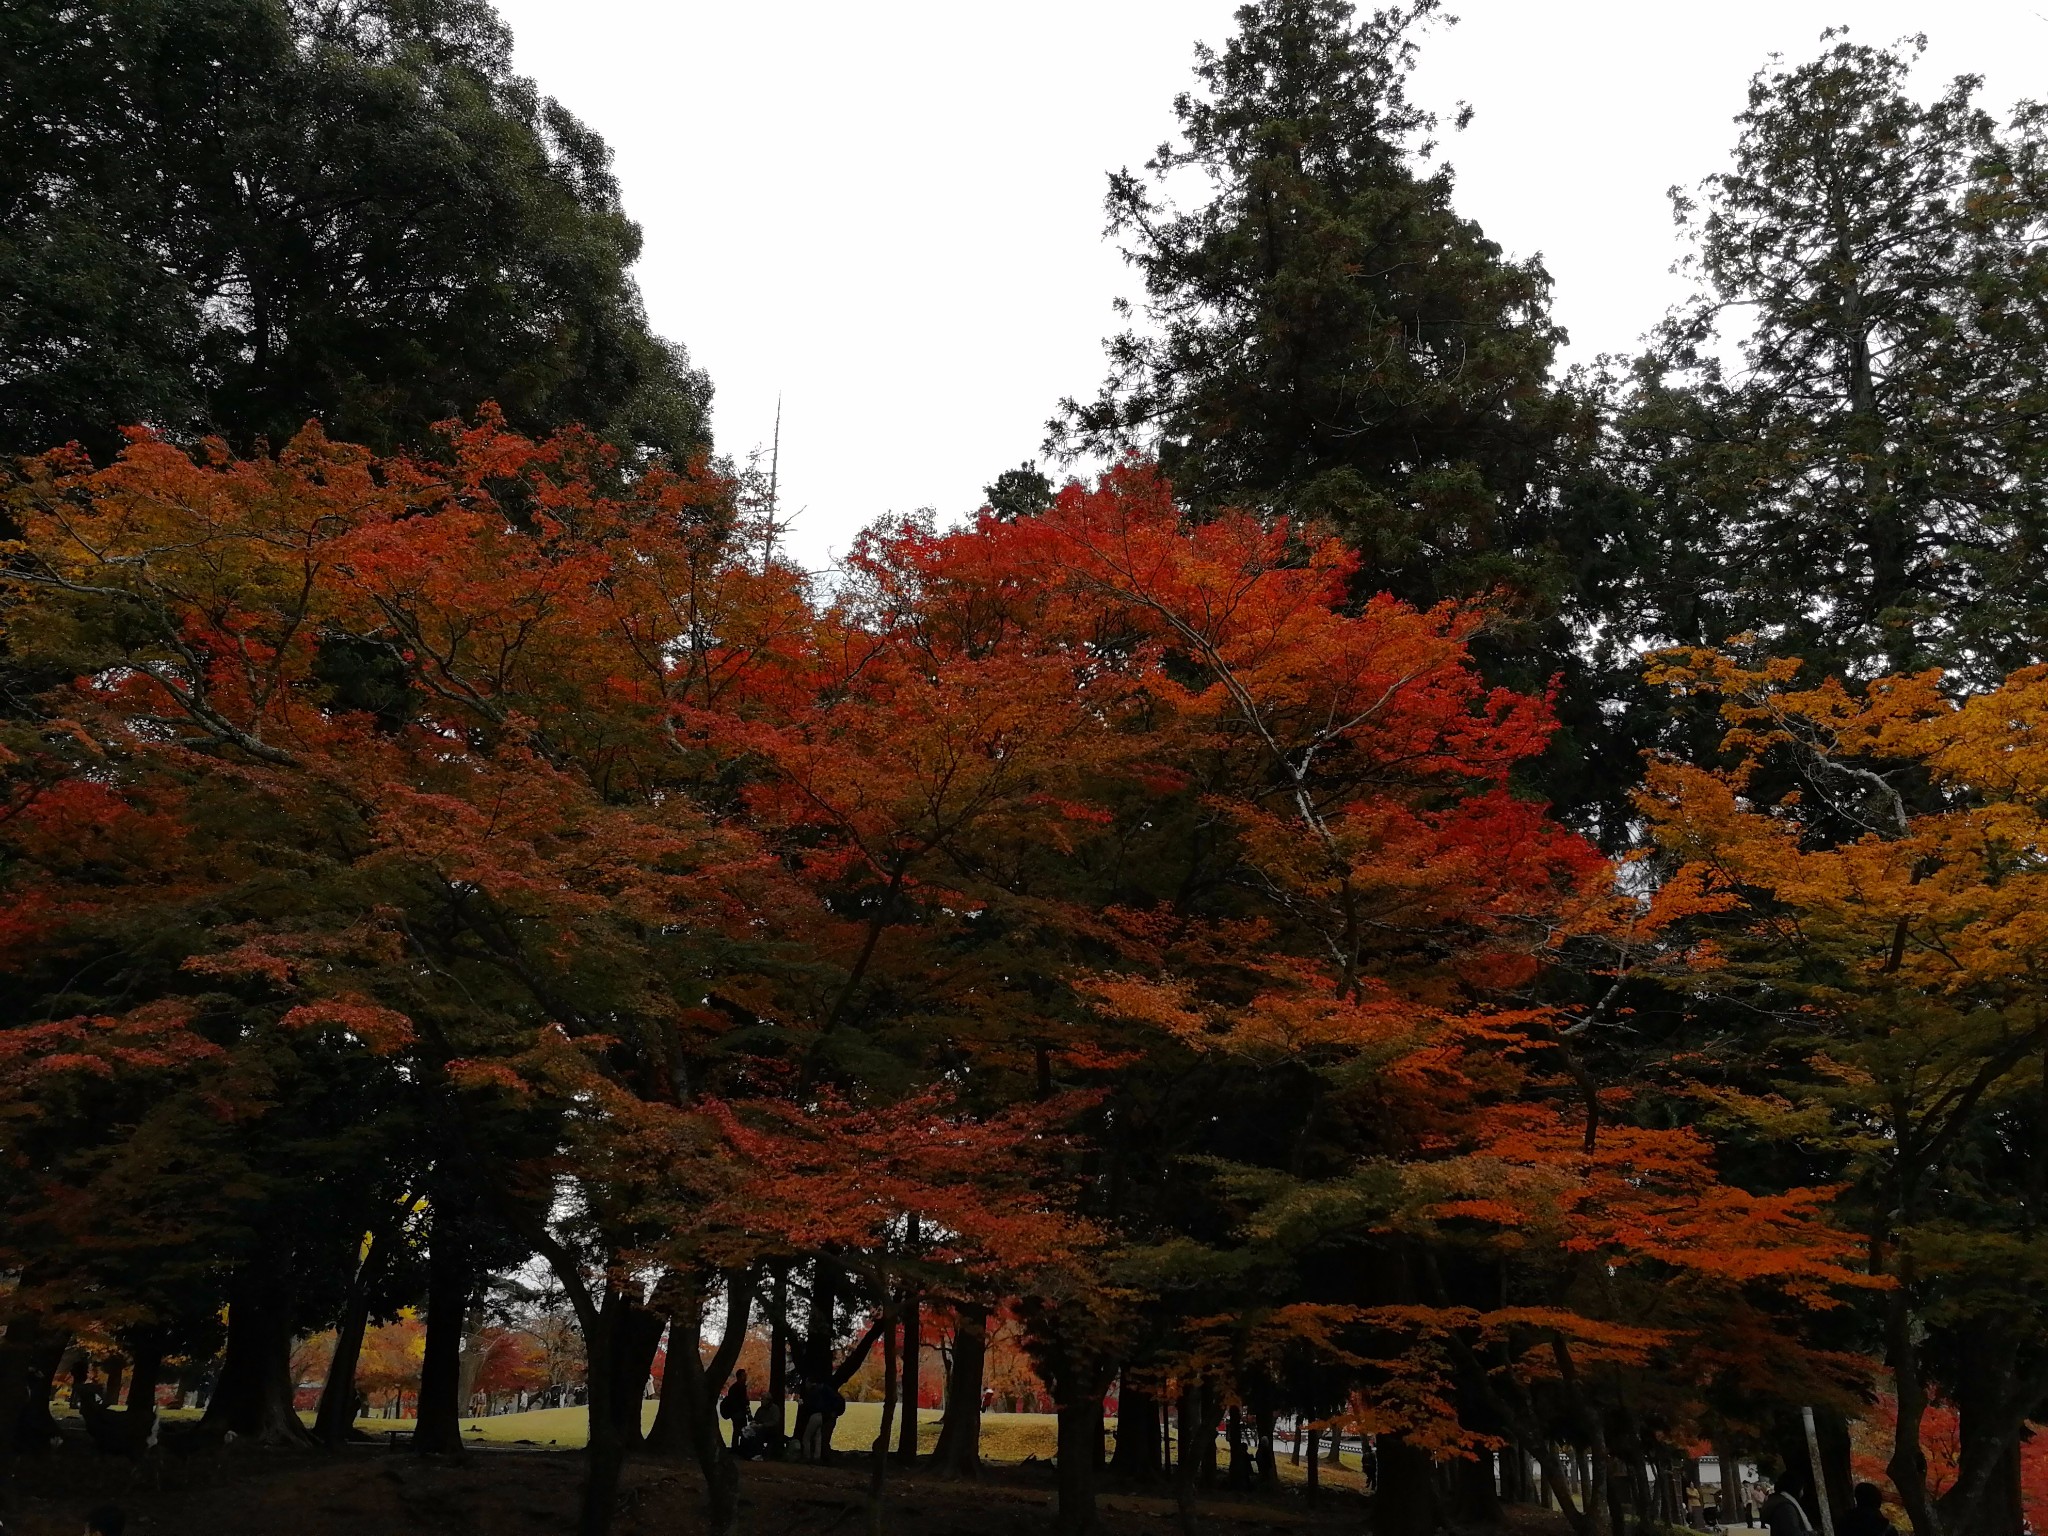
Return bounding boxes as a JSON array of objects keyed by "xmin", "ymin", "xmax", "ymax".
[
  {"xmin": 1840, "ymin": 1482, "xmax": 1897, "ymax": 1536},
  {"xmin": 719, "ymin": 1370, "xmax": 750, "ymax": 1448},
  {"xmin": 1759, "ymin": 1481, "xmax": 1815, "ymax": 1536}
]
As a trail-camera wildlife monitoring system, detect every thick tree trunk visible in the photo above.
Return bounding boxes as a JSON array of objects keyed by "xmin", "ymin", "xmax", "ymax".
[
  {"xmin": 1109, "ymin": 1380, "xmax": 1160, "ymax": 1482},
  {"xmin": 316, "ymin": 1218, "xmax": 396, "ymax": 1446},
  {"xmin": 805, "ymin": 1255, "xmax": 838, "ymax": 1383},
  {"xmin": 579, "ymin": 1289, "xmax": 626, "ymax": 1536},
  {"xmin": 535, "ymin": 1238, "xmax": 623, "ymax": 1536},
  {"xmin": 121, "ymin": 1333, "xmax": 163, "ymax": 1450},
  {"xmin": 203, "ymin": 1267, "xmax": 314, "ymax": 1446},
  {"xmin": 8, "ymin": 1324, "xmax": 65, "ymax": 1456},
  {"xmin": 1938, "ymin": 1342, "xmax": 2031, "ymax": 1536},
  {"xmin": 314, "ymin": 1283, "xmax": 371, "ymax": 1447},
  {"xmin": 0, "ymin": 1305, "xmax": 63, "ymax": 1513},
  {"xmin": 660, "ymin": 1288, "xmax": 746, "ymax": 1536},
  {"xmin": 932, "ymin": 1302, "xmax": 986, "ymax": 1477},
  {"xmin": 414, "ymin": 1225, "xmax": 471, "ymax": 1455},
  {"xmin": 1056, "ymin": 1390, "xmax": 1104, "ymax": 1536},
  {"xmin": 647, "ymin": 1270, "xmax": 753, "ymax": 1465},
  {"xmin": 1373, "ymin": 1435, "xmax": 1440, "ymax": 1536},
  {"xmin": 608, "ymin": 1290, "xmax": 665, "ymax": 1452}
]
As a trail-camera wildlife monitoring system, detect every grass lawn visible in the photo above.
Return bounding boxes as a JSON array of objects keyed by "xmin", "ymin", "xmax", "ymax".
[
  {"xmin": 337, "ymin": 1401, "xmax": 1061, "ymax": 1457},
  {"xmin": 329, "ymin": 1401, "xmax": 1373, "ymax": 1485},
  {"xmin": 153, "ymin": 1400, "xmax": 1373, "ymax": 1487}
]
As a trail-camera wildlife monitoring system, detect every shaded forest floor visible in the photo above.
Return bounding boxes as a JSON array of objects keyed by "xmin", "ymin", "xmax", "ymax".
[{"xmin": 1, "ymin": 1436, "xmax": 1583, "ymax": 1535}]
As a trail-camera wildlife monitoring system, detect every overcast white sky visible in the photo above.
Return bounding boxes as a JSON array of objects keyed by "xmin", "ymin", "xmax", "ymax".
[{"xmin": 489, "ymin": 0, "xmax": 2048, "ymax": 571}]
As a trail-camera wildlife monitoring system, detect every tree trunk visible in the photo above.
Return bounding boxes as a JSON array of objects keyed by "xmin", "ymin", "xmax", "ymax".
[
  {"xmin": 121, "ymin": 1333, "xmax": 163, "ymax": 1451},
  {"xmin": 8, "ymin": 1324, "xmax": 64, "ymax": 1457},
  {"xmin": 0, "ymin": 1305, "xmax": 62, "ymax": 1513},
  {"xmin": 314, "ymin": 1271, "xmax": 372, "ymax": 1446},
  {"xmin": 866, "ymin": 1306, "xmax": 899, "ymax": 1536},
  {"xmin": 1374, "ymin": 1435, "xmax": 1440, "ymax": 1536},
  {"xmin": 1255, "ymin": 1406, "xmax": 1279, "ymax": 1493},
  {"xmin": 1887, "ymin": 1264, "xmax": 1940, "ymax": 1536},
  {"xmin": 609, "ymin": 1290, "xmax": 665, "ymax": 1451},
  {"xmin": 414, "ymin": 1222, "xmax": 471, "ymax": 1455},
  {"xmin": 895, "ymin": 1289, "xmax": 920, "ymax": 1463},
  {"xmin": 1174, "ymin": 1383, "xmax": 1201, "ymax": 1536},
  {"xmin": 1937, "ymin": 1338, "xmax": 2031, "ymax": 1536},
  {"xmin": 1715, "ymin": 1444, "xmax": 1742, "ymax": 1525},
  {"xmin": 766, "ymin": 1263, "xmax": 789, "ymax": 1458},
  {"xmin": 1109, "ymin": 1380, "xmax": 1160, "ymax": 1483},
  {"xmin": 1195, "ymin": 1380, "xmax": 1217, "ymax": 1487},
  {"xmin": 648, "ymin": 1269, "xmax": 752, "ymax": 1463},
  {"xmin": 203, "ymin": 1266, "xmax": 314, "ymax": 1446},
  {"xmin": 1056, "ymin": 1389, "xmax": 1103, "ymax": 1536},
  {"xmin": 932, "ymin": 1302, "xmax": 986, "ymax": 1477},
  {"xmin": 658, "ymin": 1287, "xmax": 745, "ymax": 1536},
  {"xmin": 536, "ymin": 1239, "xmax": 624, "ymax": 1536},
  {"xmin": 805, "ymin": 1255, "xmax": 838, "ymax": 1384}
]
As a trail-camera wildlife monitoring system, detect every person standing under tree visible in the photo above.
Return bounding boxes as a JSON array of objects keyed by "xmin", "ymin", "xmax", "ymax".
[
  {"xmin": 1760, "ymin": 1478, "xmax": 1816, "ymax": 1536},
  {"xmin": 719, "ymin": 1370, "xmax": 750, "ymax": 1449},
  {"xmin": 1840, "ymin": 1483, "xmax": 1898, "ymax": 1536}
]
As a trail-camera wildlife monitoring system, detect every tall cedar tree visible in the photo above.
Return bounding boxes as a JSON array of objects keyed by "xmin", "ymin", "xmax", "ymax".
[
  {"xmin": 0, "ymin": 0, "xmax": 709, "ymax": 464},
  {"xmin": 1048, "ymin": 0, "xmax": 1611, "ymax": 827},
  {"xmin": 1608, "ymin": 34, "xmax": 2048, "ymax": 686}
]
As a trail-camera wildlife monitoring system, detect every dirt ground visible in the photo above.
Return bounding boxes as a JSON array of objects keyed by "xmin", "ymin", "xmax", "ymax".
[{"xmin": 0, "ymin": 1435, "xmax": 1578, "ymax": 1536}]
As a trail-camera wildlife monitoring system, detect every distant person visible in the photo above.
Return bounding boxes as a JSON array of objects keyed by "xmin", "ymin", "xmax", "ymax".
[
  {"xmin": 798, "ymin": 1377, "xmax": 843, "ymax": 1462},
  {"xmin": 85, "ymin": 1507, "xmax": 126, "ymax": 1536},
  {"xmin": 980, "ymin": 1386, "xmax": 995, "ymax": 1413},
  {"xmin": 1759, "ymin": 1480, "xmax": 1816, "ymax": 1536},
  {"xmin": 1841, "ymin": 1482, "xmax": 1897, "ymax": 1536},
  {"xmin": 720, "ymin": 1370, "xmax": 750, "ymax": 1448},
  {"xmin": 1745, "ymin": 1479, "xmax": 1767, "ymax": 1527},
  {"xmin": 734, "ymin": 1397, "xmax": 778, "ymax": 1460}
]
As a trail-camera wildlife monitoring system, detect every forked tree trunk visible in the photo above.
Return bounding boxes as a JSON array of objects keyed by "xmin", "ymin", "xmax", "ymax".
[
  {"xmin": 647, "ymin": 1270, "xmax": 753, "ymax": 1466},
  {"xmin": 535, "ymin": 1238, "xmax": 624, "ymax": 1536},
  {"xmin": 658, "ymin": 1282, "xmax": 749, "ymax": 1536},
  {"xmin": 608, "ymin": 1291, "xmax": 665, "ymax": 1451},
  {"xmin": 932, "ymin": 1302, "xmax": 986, "ymax": 1477}
]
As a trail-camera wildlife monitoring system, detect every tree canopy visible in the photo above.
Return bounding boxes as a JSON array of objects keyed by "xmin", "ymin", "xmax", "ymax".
[{"xmin": 0, "ymin": 0, "xmax": 709, "ymax": 464}]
